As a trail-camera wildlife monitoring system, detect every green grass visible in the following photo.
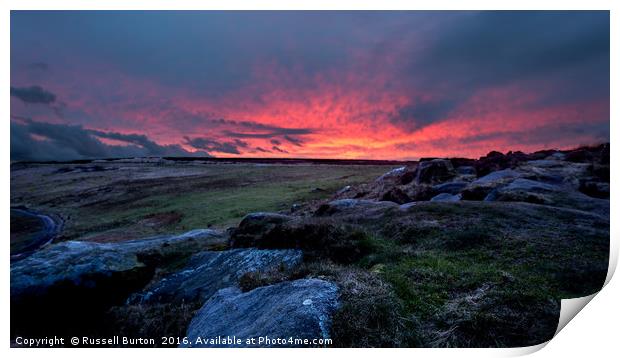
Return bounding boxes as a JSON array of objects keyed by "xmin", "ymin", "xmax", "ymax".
[{"xmin": 11, "ymin": 163, "xmax": 393, "ymax": 241}]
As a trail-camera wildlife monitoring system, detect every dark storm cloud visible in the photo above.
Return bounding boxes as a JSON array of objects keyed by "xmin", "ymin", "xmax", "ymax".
[
  {"xmin": 9, "ymin": 11, "xmax": 610, "ymax": 157},
  {"xmin": 10, "ymin": 117, "xmax": 206, "ymax": 161},
  {"xmin": 388, "ymin": 11, "xmax": 610, "ymax": 132},
  {"xmin": 10, "ymin": 85, "xmax": 56, "ymax": 104},
  {"xmin": 183, "ymin": 136, "xmax": 249, "ymax": 154},
  {"xmin": 271, "ymin": 146, "xmax": 288, "ymax": 154},
  {"xmin": 254, "ymin": 147, "xmax": 271, "ymax": 153},
  {"xmin": 414, "ymin": 11, "xmax": 609, "ymax": 90},
  {"xmin": 223, "ymin": 125, "xmax": 314, "ymax": 139},
  {"xmin": 460, "ymin": 120, "xmax": 609, "ymax": 147},
  {"xmin": 389, "ymin": 98, "xmax": 458, "ymax": 131},
  {"xmin": 283, "ymin": 135, "xmax": 304, "ymax": 147}
]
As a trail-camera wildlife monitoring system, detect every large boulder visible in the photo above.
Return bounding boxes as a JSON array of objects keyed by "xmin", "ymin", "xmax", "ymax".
[
  {"xmin": 181, "ymin": 279, "xmax": 339, "ymax": 347},
  {"xmin": 432, "ymin": 181, "xmax": 468, "ymax": 195},
  {"xmin": 128, "ymin": 248, "xmax": 303, "ymax": 304},
  {"xmin": 380, "ymin": 187, "xmax": 412, "ymax": 204},
  {"xmin": 474, "ymin": 150, "xmax": 529, "ymax": 177},
  {"xmin": 415, "ymin": 159, "xmax": 456, "ymax": 185},
  {"xmin": 232, "ymin": 209, "xmax": 377, "ymax": 264},
  {"xmin": 471, "ymin": 169, "xmax": 521, "ymax": 186},
  {"xmin": 229, "ymin": 213, "xmax": 294, "ymax": 247},
  {"xmin": 11, "ymin": 229, "xmax": 224, "ymax": 337},
  {"xmin": 484, "ymin": 179, "xmax": 560, "ymax": 203},
  {"xmin": 11, "ymin": 229, "xmax": 224, "ymax": 299},
  {"xmin": 316, "ymin": 199, "xmax": 398, "ymax": 216}
]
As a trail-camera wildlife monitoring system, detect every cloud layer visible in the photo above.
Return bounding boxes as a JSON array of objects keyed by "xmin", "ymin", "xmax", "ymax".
[{"xmin": 10, "ymin": 11, "xmax": 609, "ymax": 160}]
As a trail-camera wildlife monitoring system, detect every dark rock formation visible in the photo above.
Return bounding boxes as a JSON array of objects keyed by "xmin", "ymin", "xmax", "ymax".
[
  {"xmin": 229, "ymin": 213, "xmax": 294, "ymax": 248},
  {"xmin": 415, "ymin": 159, "xmax": 457, "ymax": 185},
  {"xmin": 430, "ymin": 193, "xmax": 461, "ymax": 202},
  {"xmin": 181, "ymin": 279, "xmax": 339, "ymax": 347},
  {"xmin": 128, "ymin": 248, "xmax": 303, "ymax": 304},
  {"xmin": 11, "ymin": 229, "xmax": 224, "ymax": 338}
]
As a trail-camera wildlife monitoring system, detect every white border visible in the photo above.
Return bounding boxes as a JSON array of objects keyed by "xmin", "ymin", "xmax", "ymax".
[{"xmin": 2, "ymin": 1, "xmax": 617, "ymax": 357}]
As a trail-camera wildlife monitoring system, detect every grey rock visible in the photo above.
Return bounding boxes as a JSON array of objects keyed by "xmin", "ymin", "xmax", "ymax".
[
  {"xmin": 430, "ymin": 193, "xmax": 461, "ymax": 202},
  {"xmin": 456, "ymin": 166, "xmax": 476, "ymax": 176},
  {"xmin": 316, "ymin": 199, "xmax": 398, "ymax": 216},
  {"xmin": 336, "ymin": 185, "xmax": 352, "ymax": 196},
  {"xmin": 472, "ymin": 169, "xmax": 521, "ymax": 185},
  {"xmin": 415, "ymin": 159, "xmax": 457, "ymax": 185},
  {"xmin": 230, "ymin": 212, "xmax": 293, "ymax": 247},
  {"xmin": 547, "ymin": 152, "xmax": 567, "ymax": 161},
  {"xmin": 11, "ymin": 229, "xmax": 224, "ymax": 298},
  {"xmin": 503, "ymin": 178, "xmax": 560, "ymax": 192},
  {"xmin": 129, "ymin": 248, "xmax": 303, "ymax": 304},
  {"xmin": 182, "ymin": 279, "xmax": 339, "ymax": 347},
  {"xmin": 432, "ymin": 181, "xmax": 468, "ymax": 195},
  {"xmin": 376, "ymin": 166, "xmax": 406, "ymax": 182}
]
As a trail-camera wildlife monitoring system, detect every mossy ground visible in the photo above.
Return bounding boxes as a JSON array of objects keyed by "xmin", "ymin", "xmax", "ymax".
[
  {"xmin": 238, "ymin": 201, "xmax": 608, "ymax": 347},
  {"xmin": 11, "ymin": 163, "xmax": 392, "ymax": 241}
]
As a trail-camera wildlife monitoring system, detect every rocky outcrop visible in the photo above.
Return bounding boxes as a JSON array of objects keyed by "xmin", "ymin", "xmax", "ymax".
[
  {"xmin": 415, "ymin": 159, "xmax": 457, "ymax": 185},
  {"xmin": 11, "ymin": 229, "xmax": 225, "ymax": 337},
  {"xmin": 430, "ymin": 193, "xmax": 461, "ymax": 202},
  {"xmin": 181, "ymin": 279, "xmax": 339, "ymax": 347},
  {"xmin": 128, "ymin": 248, "xmax": 303, "ymax": 304},
  {"xmin": 316, "ymin": 199, "xmax": 398, "ymax": 216},
  {"xmin": 432, "ymin": 181, "xmax": 468, "ymax": 195},
  {"xmin": 232, "ymin": 206, "xmax": 378, "ymax": 264},
  {"xmin": 229, "ymin": 213, "xmax": 294, "ymax": 247},
  {"xmin": 11, "ymin": 229, "xmax": 224, "ymax": 299}
]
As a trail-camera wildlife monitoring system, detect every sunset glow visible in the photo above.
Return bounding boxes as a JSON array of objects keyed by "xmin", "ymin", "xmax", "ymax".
[{"xmin": 10, "ymin": 11, "xmax": 609, "ymax": 161}]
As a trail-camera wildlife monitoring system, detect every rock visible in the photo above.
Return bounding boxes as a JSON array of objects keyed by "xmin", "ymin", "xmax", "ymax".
[
  {"xmin": 128, "ymin": 248, "xmax": 303, "ymax": 304},
  {"xmin": 182, "ymin": 279, "xmax": 339, "ymax": 347},
  {"xmin": 455, "ymin": 166, "xmax": 476, "ymax": 176},
  {"xmin": 316, "ymin": 199, "xmax": 398, "ymax": 216},
  {"xmin": 432, "ymin": 181, "xmax": 468, "ymax": 195},
  {"xmin": 230, "ymin": 213, "xmax": 293, "ymax": 247},
  {"xmin": 430, "ymin": 193, "xmax": 461, "ymax": 202},
  {"xmin": 11, "ymin": 229, "xmax": 224, "ymax": 337},
  {"xmin": 375, "ymin": 166, "xmax": 407, "ymax": 182},
  {"xmin": 380, "ymin": 187, "xmax": 412, "ymax": 204},
  {"xmin": 230, "ymin": 213, "xmax": 375, "ymax": 264},
  {"xmin": 502, "ymin": 178, "xmax": 560, "ymax": 192},
  {"xmin": 462, "ymin": 169, "xmax": 522, "ymax": 201},
  {"xmin": 336, "ymin": 185, "xmax": 352, "ymax": 196},
  {"xmin": 547, "ymin": 152, "xmax": 566, "ymax": 161},
  {"xmin": 415, "ymin": 159, "xmax": 456, "ymax": 185},
  {"xmin": 565, "ymin": 148, "xmax": 595, "ymax": 163},
  {"xmin": 471, "ymin": 169, "xmax": 521, "ymax": 186},
  {"xmin": 460, "ymin": 184, "xmax": 496, "ymax": 201},
  {"xmin": 11, "ymin": 229, "xmax": 223, "ymax": 299},
  {"xmin": 579, "ymin": 180, "xmax": 610, "ymax": 199},
  {"xmin": 484, "ymin": 179, "xmax": 562, "ymax": 204},
  {"xmin": 518, "ymin": 160, "xmax": 589, "ymax": 188},
  {"xmin": 475, "ymin": 150, "xmax": 529, "ymax": 177}
]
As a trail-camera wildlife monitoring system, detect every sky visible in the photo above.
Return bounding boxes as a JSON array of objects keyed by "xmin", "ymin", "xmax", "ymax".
[{"xmin": 10, "ymin": 11, "xmax": 610, "ymax": 161}]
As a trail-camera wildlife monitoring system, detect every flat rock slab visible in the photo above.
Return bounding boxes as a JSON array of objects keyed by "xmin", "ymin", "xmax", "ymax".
[
  {"xmin": 182, "ymin": 279, "xmax": 339, "ymax": 348},
  {"xmin": 432, "ymin": 181, "xmax": 468, "ymax": 195},
  {"xmin": 11, "ymin": 229, "xmax": 223, "ymax": 298},
  {"xmin": 502, "ymin": 178, "xmax": 561, "ymax": 192},
  {"xmin": 129, "ymin": 248, "xmax": 303, "ymax": 304},
  {"xmin": 316, "ymin": 199, "xmax": 398, "ymax": 216},
  {"xmin": 472, "ymin": 169, "xmax": 521, "ymax": 186},
  {"xmin": 430, "ymin": 193, "xmax": 461, "ymax": 202}
]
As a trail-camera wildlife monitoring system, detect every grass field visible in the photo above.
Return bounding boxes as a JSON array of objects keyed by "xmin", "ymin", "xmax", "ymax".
[{"xmin": 11, "ymin": 162, "xmax": 395, "ymax": 241}]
